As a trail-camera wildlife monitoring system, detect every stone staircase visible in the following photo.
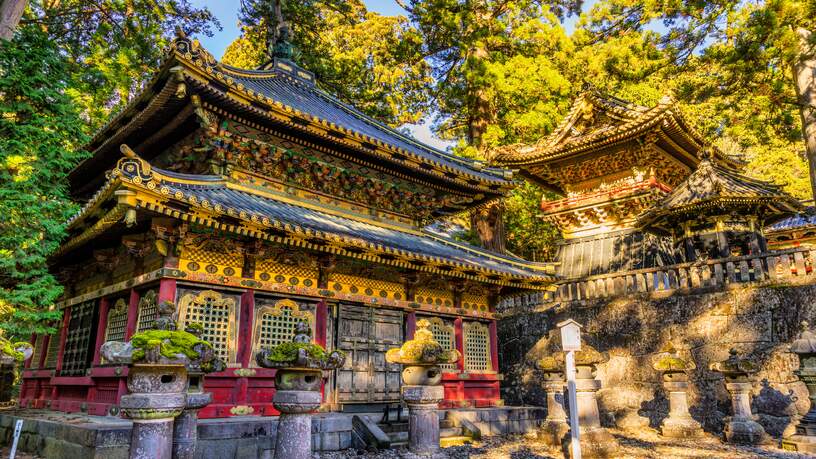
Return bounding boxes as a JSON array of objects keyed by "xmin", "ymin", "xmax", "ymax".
[{"xmin": 352, "ymin": 407, "xmax": 480, "ymax": 451}]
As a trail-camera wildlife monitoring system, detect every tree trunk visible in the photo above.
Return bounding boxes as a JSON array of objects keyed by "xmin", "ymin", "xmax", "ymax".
[
  {"xmin": 0, "ymin": 0, "xmax": 27, "ymax": 40},
  {"xmin": 471, "ymin": 201, "xmax": 506, "ymax": 254},
  {"xmin": 793, "ymin": 27, "xmax": 816, "ymax": 202}
]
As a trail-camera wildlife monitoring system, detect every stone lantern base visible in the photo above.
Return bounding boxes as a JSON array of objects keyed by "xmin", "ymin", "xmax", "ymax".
[
  {"xmin": 660, "ymin": 380, "xmax": 703, "ymax": 438},
  {"xmin": 272, "ymin": 389, "xmax": 321, "ymax": 459},
  {"xmin": 539, "ymin": 380, "xmax": 569, "ymax": 447},
  {"xmin": 173, "ymin": 391, "xmax": 212, "ymax": 459},
  {"xmin": 723, "ymin": 382, "xmax": 768, "ymax": 445},
  {"xmin": 402, "ymin": 384, "xmax": 444, "ymax": 456}
]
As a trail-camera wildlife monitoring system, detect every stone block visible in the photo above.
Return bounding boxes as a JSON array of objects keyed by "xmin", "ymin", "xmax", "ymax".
[
  {"xmin": 321, "ymin": 432, "xmax": 340, "ymax": 451},
  {"xmin": 195, "ymin": 439, "xmax": 238, "ymax": 459},
  {"xmin": 319, "ymin": 415, "xmax": 352, "ymax": 432},
  {"xmin": 234, "ymin": 438, "xmax": 259, "ymax": 459},
  {"xmin": 339, "ymin": 431, "xmax": 352, "ymax": 449}
]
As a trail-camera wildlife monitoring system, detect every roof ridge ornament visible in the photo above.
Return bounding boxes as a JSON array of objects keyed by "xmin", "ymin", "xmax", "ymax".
[{"xmin": 170, "ymin": 26, "xmax": 218, "ymax": 71}]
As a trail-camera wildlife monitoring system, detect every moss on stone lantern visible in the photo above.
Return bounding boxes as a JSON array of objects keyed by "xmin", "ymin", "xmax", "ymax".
[
  {"xmin": 0, "ymin": 337, "xmax": 33, "ymax": 404},
  {"xmin": 653, "ymin": 342, "xmax": 696, "ymax": 383},
  {"xmin": 385, "ymin": 319, "xmax": 460, "ymax": 385}
]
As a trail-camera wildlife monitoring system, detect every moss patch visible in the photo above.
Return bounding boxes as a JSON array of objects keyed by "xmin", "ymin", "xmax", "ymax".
[
  {"xmin": 0, "ymin": 340, "xmax": 32, "ymax": 362},
  {"xmin": 263, "ymin": 342, "xmax": 333, "ymax": 363},
  {"xmin": 130, "ymin": 329, "xmax": 212, "ymax": 362}
]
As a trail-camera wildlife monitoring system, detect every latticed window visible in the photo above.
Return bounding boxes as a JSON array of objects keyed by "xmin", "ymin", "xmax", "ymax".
[
  {"xmin": 464, "ymin": 321, "xmax": 492, "ymax": 373},
  {"xmin": 136, "ymin": 290, "xmax": 158, "ymax": 332},
  {"xmin": 253, "ymin": 299, "xmax": 314, "ymax": 360},
  {"xmin": 177, "ymin": 290, "xmax": 238, "ymax": 364},
  {"xmin": 104, "ymin": 298, "xmax": 129, "ymax": 342},
  {"xmin": 60, "ymin": 301, "xmax": 97, "ymax": 376},
  {"xmin": 424, "ymin": 316, "xmax": 456, "ymax": 371},
  {"xmin": 43, "ymin": 333, "xmax": 60, "ymax": 368},
  {"xmin": 29, "ymin": 335, "xmax": 47, "ymax": 369}
]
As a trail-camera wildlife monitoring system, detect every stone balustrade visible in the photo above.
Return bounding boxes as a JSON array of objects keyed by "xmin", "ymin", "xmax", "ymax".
[{"xmin": 499, "ymin": 247, "xmax": 816, "ymax": 309}]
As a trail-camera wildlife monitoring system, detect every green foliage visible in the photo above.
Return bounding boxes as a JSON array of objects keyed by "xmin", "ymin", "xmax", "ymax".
[
  {"xmin": 226, "ymin": 1, "xmax": 432, "ymax": 126},
  {"xmin": 130, "ymin": 329, "xmax": 212, "ymax": 362},
  {"xmin": 504, "ymin": 183, "xmax": 561, "ymax": 262},
  {"xmin": 25, "ymin": 0, "xmax": 219, "ymax": 127},
  {"xmin": 262, "ymin": 342, "xmax": 330, "ymax": 363},
  {"xmin": 0, "ymin": 339, "xmax": 32, "ymax": 362},
  {"xmin": 0, "ymin": 27, "xmax": 89, "ymax": 336}
]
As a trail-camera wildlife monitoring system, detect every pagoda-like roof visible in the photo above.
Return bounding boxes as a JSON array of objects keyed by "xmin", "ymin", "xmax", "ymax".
[
  {"xmin": 59, "ymin": 148, "xmax": 555, "ymax": 288},
  {"xmin": 491, "ymin": 90, "xmax": 736, "ymax": 191},
  {"xmin": 494, "ymin": 91, "xmax": 707, "ymax": 165},
  {"xmin": 637, "ymin": 160, "xmax": 802, "ymax": 235},
  {"xmin": 68, "ymin": 33, "xmax": 514, "ymax": 206},
  {"xmin": 767, "ymin": 208, "xmax": 816, "ymax": 233}
]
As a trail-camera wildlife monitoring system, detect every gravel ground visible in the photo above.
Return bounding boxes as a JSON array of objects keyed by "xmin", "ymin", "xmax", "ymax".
[{"xmin": 317, "ymin": 429, "xmax": 815, "ymax": 459}]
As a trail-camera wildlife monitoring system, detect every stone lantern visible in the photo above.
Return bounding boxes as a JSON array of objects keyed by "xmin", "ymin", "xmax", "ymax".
[
  {"xmin": 173, "ymin": 323, "xmax": 225, "ymax": 459},
  {"xmin": 782, "ymin": 321, "xmax": 816, "ymax": 453},
  {"xmin": 651, "ymin": 342, "xmax": 703, "ymax": 438},
  {"xmin": 571, "ymin": 344, "xmax": 617, "ymax": 458},
  {"xmin": 710, "ymin": 348, "xmax": 768, "ymax": 445},
  {"xmin": 256, "ymin": 322, "xmax": 345, "ymax": 459},
  {"xmin": 537, "ymin": 354, "xmax": 569, "ymax": 446},
  {"xmin": 101, "ymin": 303, "xmax": 221, "ymax": 459},
  {"xmin": 0, "ymin": 338, "xmax": 33, "ymax": 406},
  {"xmin": 386, "ymin": 319, "xmax": 460, "ymax": 456}
]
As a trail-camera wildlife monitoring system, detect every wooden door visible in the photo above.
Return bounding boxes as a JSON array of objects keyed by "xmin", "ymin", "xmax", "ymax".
[{"xmin": 334, "ymin": 304, "xmax": 403, "ymax": 404}]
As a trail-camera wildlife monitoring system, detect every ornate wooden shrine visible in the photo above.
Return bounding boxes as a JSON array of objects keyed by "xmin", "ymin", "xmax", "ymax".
[
  {"xmin": 493, "ymin": 90, "xmax": 738, "ymax": 278},
  {"xmin": 766, "ymin": 209, "xmax": 816, "ymax": 250},
  {"xmin": 638, "ymin": 159, "xmax": 802, "ymax": 261},
  {"xmin": 19, "ymin": 33, "xmax": 555, "ymax": 418}
]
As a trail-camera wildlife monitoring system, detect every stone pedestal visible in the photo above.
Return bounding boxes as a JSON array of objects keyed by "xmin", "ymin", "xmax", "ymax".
[
  {"xmin": 782, "ymin": 370, "xmax": 816, "ymax": 452},
  {"xmin": 723, "ymin": 381, "xmax": 767, "ymax": 445},
  {"xmin": 172, "ymin": 391, "xmax": 212, "ymax": 459},
  {"xmin": 572, "ymin": 372, "xmax": 617, "ymax": 459},
  {"xmin": 540, "ymin": 380, "xmax": 569, "ymax": 446},
  {"xmin": 402, "ymin": 384, "xmax": 444, "ymax": 456},
  {"xmin": 660, "ymin": 380, "xmax": 703, "ymax": 438},
  {"xmin": 272, "ymin": 390, "xmax": 321, "ymax": 459},
  {"xmin": 121, "ymin": 364, "xmax": 187, "ymax": 459},
  {"xmin": 782, "ymin": 328, "xmax": 816, "ymax": 453}
]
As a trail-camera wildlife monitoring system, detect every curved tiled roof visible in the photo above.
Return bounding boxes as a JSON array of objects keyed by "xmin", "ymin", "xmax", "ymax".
[
  {"xmin": 638, "ymin": 160, "xmax": 802, "ymax": 232},
  {"xmin": 767, "ymin": 208, "xmax": 816, "ymax": 232},
  {"xmin": 219, "ymin": 64, "xmax": 507, "ymax": 183}
]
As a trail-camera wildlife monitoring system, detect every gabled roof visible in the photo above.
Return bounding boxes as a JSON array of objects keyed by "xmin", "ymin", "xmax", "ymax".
[
  {"xmin": 493, "ymin": 90, "xmax": 710, "ymax": 166},
  {"xmin": 69, "ymin": 33, "xmax": 513, "ymax": 203},
  {"xmin": 766, "ymin": 207, "xmax": 816, "ymax": 233},
  {"xmin": 59, "ymin": 147, "xmax": 556, "ymax": 288},
  {"xmin": 638, "ymin": 160, "xmax": 802, "ymax": 234}
]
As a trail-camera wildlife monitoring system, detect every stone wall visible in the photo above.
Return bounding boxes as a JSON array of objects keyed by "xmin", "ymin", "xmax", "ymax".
[{"xmin": 498, "ymin": 282, "xmax": 816, "ymax": 437}]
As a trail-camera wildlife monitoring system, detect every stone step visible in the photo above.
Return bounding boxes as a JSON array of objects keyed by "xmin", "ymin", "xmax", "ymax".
[
  {"xmin": 378, "ymin": 422, "xmax": 408, "ymax": 433},
  {"xmin": 440, "ymin": 427, "xmax": 463, "ymax": 438},
  {"xmin": 440, "ymin": 436, "xmax": 475, "ymax": 448},
  {"xmin": 439, "ymin": 419, "xmax": 454, "ymax": 429},
  {"xmin": 387, "ymin": 431, "xmax": 408, "ymax": 443}
]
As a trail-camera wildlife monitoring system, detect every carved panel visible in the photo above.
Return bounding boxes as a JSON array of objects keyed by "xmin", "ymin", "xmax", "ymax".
[
  {"xmin": 177, "ymin": 290, "xmax": 240, "ymax": 364},
  {"xmin": 136, "ymin": 290, "xmax": 159, "ymax": 333},
  {"xmin": 329, "ymin": 273, "xmax": 405, "ymax": 302},
  {"xmin": 422, "ymin": 316, "xmax": 456, "ymax": 371},
  {"xmin": 252, "ymin": 298, "xmax": 315, "ymax": 363},
  {"xmin": 104, "ymin": 298, "xmax": 129, "ymax": 342},
  {"xmin": 179, "ymin": 234, "xmax": 243, "ymax": 278},
  {"xmin": 464, "ymin": 321, "xmax": 491, "ymax": 373}
]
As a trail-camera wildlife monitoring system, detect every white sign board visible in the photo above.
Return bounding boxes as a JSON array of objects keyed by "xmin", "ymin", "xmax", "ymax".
[
  {"xmin": 558, "ymin": 319, "xmax": 582, "ymax": 351},
  {"xmin": 9, "ymin": 419, "xmax": 22, "ymax": 459}
]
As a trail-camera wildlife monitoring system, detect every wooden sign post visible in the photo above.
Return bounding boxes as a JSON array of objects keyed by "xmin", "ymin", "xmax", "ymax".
[{"xmin": 559, "ymin": 319, "xmax": 583, "ymax": 459}]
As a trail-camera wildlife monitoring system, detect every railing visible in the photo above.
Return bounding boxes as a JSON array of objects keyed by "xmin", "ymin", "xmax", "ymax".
[{"xmin": 499, "ymin": 247, "xmax": 816, "ymax": 310}]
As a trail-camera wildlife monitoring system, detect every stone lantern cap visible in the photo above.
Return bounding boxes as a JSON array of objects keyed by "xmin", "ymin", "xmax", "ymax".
[
  {"xmin": 709, "ymin": 348, "xmax": 758, "ymax": 377},
  {"xmin": 385, "ymin": 319, "xmax": 460, "ymax": 366},
  {"xmin": 573, "ymin": 344, "xmax": 607, "ymax": 366},
  {"xmin": 790, "ymin": 321, "xmax": 816, "ymax": 355},
  {"xmin": 537, "ymin": 354, "xmax": 565, "ymax": 372},
  {"xmin": 256, "ymin": 321, "xmax": 345, "ymax": 370},
  {"xmin": 652, "ymin": 342, "xmax": 696, "ymax": 372},
  {"xmin": 0, "ymin": 336, "xmax": 33, "ymax": 366}
]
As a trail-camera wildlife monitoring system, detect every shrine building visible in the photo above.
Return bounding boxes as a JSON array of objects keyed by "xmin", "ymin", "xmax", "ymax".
[
  {"xmin": 493, "ymin": 90, "xmax": 741, "ymax": 280},
  {"xmin": 19, "ymin": 34, "xmax": 555, "ymax": 418}
]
